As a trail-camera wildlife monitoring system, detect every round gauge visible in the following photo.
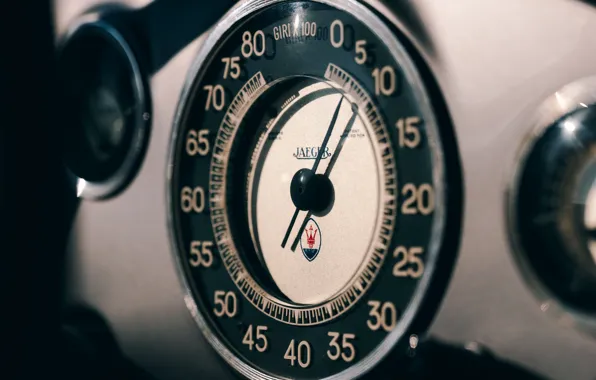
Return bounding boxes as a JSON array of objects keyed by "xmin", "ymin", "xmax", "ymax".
[
  {"xmin": 168, "ymin": 0, "xmax": 462, "ymax": 378},
  {"xmin": 59, "ymin": 17, "xmax": 151, "ymax": 200},
  {"xmin": 508, "ymin": 76, "xmax": 596, "ymax": 334}
]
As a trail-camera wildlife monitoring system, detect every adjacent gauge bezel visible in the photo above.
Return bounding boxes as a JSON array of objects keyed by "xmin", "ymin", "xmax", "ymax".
[
  {"xmin": 506, "ymin": 75, "xmax": 596, "ymax": 337},
  {"xmin": 167, "ymin": 0, "xmax": 461, "ymax": 378},
  {"xmin": 59, "ymin": 14, "xmax": 152, "ymax": 200}
]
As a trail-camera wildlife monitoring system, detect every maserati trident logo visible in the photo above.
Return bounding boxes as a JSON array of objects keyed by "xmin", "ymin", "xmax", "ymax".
[
  {"xmin": 300, "ymin": 218, "xmax": 322, "ymax": 262},
  {"xmin": 293, "ymin": 146, "xmax": 332, "ymax": 160}
]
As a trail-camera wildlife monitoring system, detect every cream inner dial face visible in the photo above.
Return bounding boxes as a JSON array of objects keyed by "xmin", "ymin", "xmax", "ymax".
[{"xmin": 247, "ymin": 83, "xmax": 381, "ymax": 305}]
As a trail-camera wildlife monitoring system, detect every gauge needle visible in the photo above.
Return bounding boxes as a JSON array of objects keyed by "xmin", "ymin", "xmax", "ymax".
[
  {"xmin": 323, "ymin": 102, "xmax": 359, "ymax": 178},
  {"xmin": 281, "ymin": 95, "xmax": 345, "ymax": 248},
  {"xmin": 289, "ymin": 102, "xmax": 359, "ymax": 252}
]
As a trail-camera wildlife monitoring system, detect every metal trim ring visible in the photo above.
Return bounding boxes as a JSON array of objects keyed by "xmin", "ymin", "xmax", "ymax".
[
  {"xmin": 166, "ymin": 0, "xmax": 449, "ymax": 378},
  {"xmin": 59, "ymin": 15, "xmax": 152, "ymax": 200}
]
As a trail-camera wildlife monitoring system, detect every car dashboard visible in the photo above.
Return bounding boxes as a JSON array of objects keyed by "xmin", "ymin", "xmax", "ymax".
[{"xmin": 4, "ymin": 1, "xmax": 596, "ymax": 379}]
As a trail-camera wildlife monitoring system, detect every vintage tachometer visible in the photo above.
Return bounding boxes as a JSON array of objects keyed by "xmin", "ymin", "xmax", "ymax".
[{"xmin": 168, "ymin": 0, "xmax": 462, "ymax": 378}]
